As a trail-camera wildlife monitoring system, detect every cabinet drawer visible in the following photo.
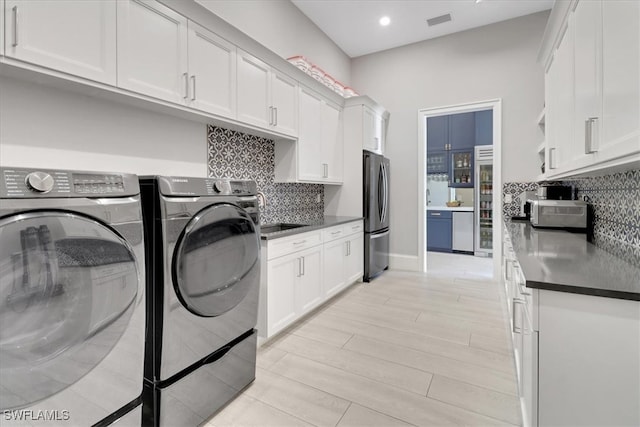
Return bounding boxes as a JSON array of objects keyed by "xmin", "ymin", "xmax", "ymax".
[
  {"xmin": 342, "ymin": 221, "xmax": 363, "ymax": 236},
  {"xmin": 322, "ymin": 225, "xmax": 345, "ymax": 242},
  {"xmin": 267, "ymin": 230, "xmax": 322, "ymax": 260},
  {"xmin": 427, "ymin": 210, "xmax": 452, "ymax": 219}
]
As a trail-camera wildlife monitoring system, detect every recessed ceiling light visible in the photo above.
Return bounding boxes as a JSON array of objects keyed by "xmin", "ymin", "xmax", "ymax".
[
  {"xmin": 379, "ymin": 16, "xmax": 391, "ymax": 26},
  {"xmin": 476, "ymin": 0, "xmax": 483, "ymax": 3}
]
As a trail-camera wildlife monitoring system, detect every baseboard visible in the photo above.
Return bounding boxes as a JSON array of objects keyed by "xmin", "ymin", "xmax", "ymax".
[{"xmin": 389, "ymin": 253, "xmax": 421, "ymax": 272}]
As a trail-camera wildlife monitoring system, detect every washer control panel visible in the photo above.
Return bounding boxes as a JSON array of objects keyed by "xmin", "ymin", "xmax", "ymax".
[{"xmin": 0, "ymin": 167, "xmax": 138, "ymax": 198}]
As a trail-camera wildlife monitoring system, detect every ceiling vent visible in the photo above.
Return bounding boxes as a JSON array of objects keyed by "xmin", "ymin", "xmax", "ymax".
[{"xmin": 426, "ymin": 13, "xmax": 452, "ymax": 27}]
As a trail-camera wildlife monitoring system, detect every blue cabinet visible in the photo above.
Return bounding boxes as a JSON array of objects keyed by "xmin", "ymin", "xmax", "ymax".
[
  {"xmin": 427, "ymin": 116, "xmax": 449, "ymax": 151},
  {"xmin": 449, "ymin": 149, "xmax": 474, "ymax": 188},
  {"xmin": 475, "ymin": 110, "xmax": 493, "ymax": 146},
  {"xmin": 427, "ymin": 210, "xmax": 452, "ymax": 252},
  {"xmin": 449, "ymin": 112, "xmax": 475, "ymax": 150}
]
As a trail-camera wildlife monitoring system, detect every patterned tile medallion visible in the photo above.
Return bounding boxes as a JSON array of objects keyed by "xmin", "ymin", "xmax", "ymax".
[
  {"xmin": 503, "ymin": 170, "xmax": 640, "ymax": 267},
  {"xmin": 207, "ymin": 126, "xmax": 324, "ymax": 224}
]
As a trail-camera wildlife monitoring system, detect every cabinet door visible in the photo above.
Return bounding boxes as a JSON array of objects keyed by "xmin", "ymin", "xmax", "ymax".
[
  {"xmin": 322, "ymin": 100, "xmax": 343, "ymax": 183},
  {"xmin": 362, "ymin": 106, "xmax": 377, "ymax": 152},
  {"xmin": 427, "ymin": 115, "xmax": 449, "ymax": 151},
  {"xmin": 573, "ymin": 0, "xmax": 601, "ymax": 164},
  {"xmin": 117, "ymin": 0, "xmax": 188, "ymax": 103},
  {"xmin": 323, "ymin": 238, "xmax": 346, "ymax": 298},
  {"xmin": 271, "ymin": 70, "xmax": 298, "ymax": 136},
  {"xmin": 344, "ymin": 233, "xmax": 364, "ymax": 285},
  {"xmin": 187, "ymin": 20, "xmax": 236, "ymax": 118},
  {"xmin": 599, "ymin": 0, "xmax": 640, "ymax": 162},
  {"xmin": 237, "ymin": 50, "xmax": 270, "ymax": 128},
  {"xmin": 266, "ymin": 254, "xmax": 298, "ymax": 336},
  {"xmin": 296, "ymin": 247, "xmax": 323, "ymax": 314},
  {"xmin": 426, "ymin": 214, "xmax": 452, "ymax": 252},
  {"xmin": 297, "ymin": 86, "xmax": 324, "ymax": 182},
  {"xmin": 5, "ymin": 0, "xmax": 116, "ymax": 85},
  {"xmin": 548, "ymin": 23, "xmax": 575, "ymax": 171},
  {"xmin": 449, "ymin": 112, "xmax": 475, "ymax": 150},
  {"xmin": 474, "ymin": 110, "xmax": 493, "ymax": 146},
  {"xmin": 448, "ymin": 149, "xmax": 473, "ymax": 188}
]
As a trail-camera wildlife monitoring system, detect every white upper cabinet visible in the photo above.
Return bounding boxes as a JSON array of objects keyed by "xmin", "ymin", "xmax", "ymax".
[
  {"xmin": 297, "ymin": 86, "xmax": 324, "ymax": 182},
  {"xmin": 599, "ymin": 0, "xmax": 640, "ymax": 162},
  {"xmin": 4, "ymin": 0, "xmax": 117, "ymax": 85},
  {"xmin": 344, "ymin": 97, "xmax": 389, "ymax": 156},
  {"xmin": 271, "ymin": 71, "xmax": 298, "ymax": 136},
  {"xmin": 362, "ymin": 106, "xmax": 386, "ymax": 154},
  {"xmin": 322, "ymin": 100, "xmax": 344, "ymax": 183},
  {"xmin": 187, "ymin": 21, "xmax": 236, "ymax": 119},
  {"xmin": 237, "ymin": 50, "xmax": 271, "ymax": 128},
  {"xmin": 286, "ymin": 85, "xmax": 343, "ymax": 184},
  {"xmin": 542, "ymin": 0, "xmax": 639, "ymax": 179},
  {"xmin": 237, "ymin": 50, "xmax": 298, "ymax": 137},
  {"xmin": 117, "ymin": 0, "xmax": 188, "ymax": 104}
]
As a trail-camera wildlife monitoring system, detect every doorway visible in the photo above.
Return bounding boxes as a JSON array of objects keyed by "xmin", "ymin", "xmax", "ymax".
[{"xmin": 417, "ymin": 99, "xmax": 503, "ymax": 278}]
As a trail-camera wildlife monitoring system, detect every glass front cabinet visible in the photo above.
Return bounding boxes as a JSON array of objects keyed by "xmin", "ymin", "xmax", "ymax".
[{"xmin": 448, "ymin": 149, "xmax": 474, "ymax": 188}]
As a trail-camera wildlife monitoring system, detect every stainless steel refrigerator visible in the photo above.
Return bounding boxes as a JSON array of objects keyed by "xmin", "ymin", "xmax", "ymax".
[
  {"xmin": 363, "ymin": 150, "xmax": 390, "ymax": 281},
  {"xmin": 474, "ymin": 145, "xmax": 493, "ymax": 256}
]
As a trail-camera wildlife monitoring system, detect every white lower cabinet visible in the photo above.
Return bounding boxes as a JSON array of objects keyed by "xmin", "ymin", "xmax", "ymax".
[
  {"xmin": 266, "ymin": 245, "xmax": 322, "ymax": 337},
  {"xmin": 502, "ymin": 225, "xmax": 639, "ymax": 427},
  {"xmin": 260, "ymin": 220, "xmax": 363, "ymax": 341}
]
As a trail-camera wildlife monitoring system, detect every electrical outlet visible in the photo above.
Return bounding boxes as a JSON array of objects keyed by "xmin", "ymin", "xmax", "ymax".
[
  {"xmin": 316, "ymin": 194, "xmax": 321, "ymax": 203},
  {"xmin": 504, "ymin": 194, "xmax": 512, "ymax": 203}
]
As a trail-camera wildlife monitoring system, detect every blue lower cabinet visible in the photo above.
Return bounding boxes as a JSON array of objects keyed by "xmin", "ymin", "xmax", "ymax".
[{"xmin": 427, "ymin": 210, "xmax": 452, "ymax": 252}]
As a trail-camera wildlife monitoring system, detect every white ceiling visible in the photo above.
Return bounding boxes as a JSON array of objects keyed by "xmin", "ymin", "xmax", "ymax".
[{"xmin": 291, "ymin": 0, "xmax": 554, "ymax": 58}]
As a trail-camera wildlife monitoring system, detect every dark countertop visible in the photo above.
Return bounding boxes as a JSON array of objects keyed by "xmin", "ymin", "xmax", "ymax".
[
  {"xmin": 504, "ymin": 220, "xmax": 640, "ymax": 301},
  {"xmin": 260, "ymin": 216, "xmax": 364, "ymax": 240}
]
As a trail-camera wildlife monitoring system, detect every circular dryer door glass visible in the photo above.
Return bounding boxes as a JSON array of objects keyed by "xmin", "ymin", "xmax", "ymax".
[
  {"xmin": 173, "ymin": 203, "xmax": 259, "ymax": 317},
  {"xmin": 0, "ymin": 212, "xmax": 139, "ymax": 410}
]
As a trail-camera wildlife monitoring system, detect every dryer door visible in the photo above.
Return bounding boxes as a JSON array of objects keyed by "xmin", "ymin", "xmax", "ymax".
[
  {"xmin": 0, "ymin": 211, "xmax": 139, "ymax": 410},
  {"xmin": 173, "ymin": 203, "xmax": 259, "ymax": 317}
]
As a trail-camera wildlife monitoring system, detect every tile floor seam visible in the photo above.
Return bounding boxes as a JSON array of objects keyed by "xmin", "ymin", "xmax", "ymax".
[
  {"xmin": 246, "ymin": 395, "xmax": 323, "ymax": 427},
  {"xmin": 332, "ymin": 401, "xmax": 352, "ymax": 427},
  {"xmin": 424, "ymin": 394, "xmax": 521, "ymax": 426}
]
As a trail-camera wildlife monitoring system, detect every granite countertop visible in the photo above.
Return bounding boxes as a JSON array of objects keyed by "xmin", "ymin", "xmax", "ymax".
[
  {"xmin": 504, "ymin": 219, "xmax": 640, "ymax": 301},
  {"xmin": 260, "ymin": 216, "xmax": 363, "ymax": 240},
  {"xmin": 426, "ymin": 206, "xmax": 474, "ymax": 212}
]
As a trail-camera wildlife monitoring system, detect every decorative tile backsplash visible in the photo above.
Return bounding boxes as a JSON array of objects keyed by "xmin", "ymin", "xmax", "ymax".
[
  {"xmin": 503, "ymin": 170, "xmax": 640, "ymax": 267},
  {"xmin": 207, "ymin": 126, "xmax": 324, "ymax": 224}
]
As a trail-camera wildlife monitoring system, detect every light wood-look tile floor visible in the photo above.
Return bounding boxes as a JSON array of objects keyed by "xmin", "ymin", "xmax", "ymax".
[{"xmin": 205, "ymin": 252, "xmax": 520, "ymax": 427}]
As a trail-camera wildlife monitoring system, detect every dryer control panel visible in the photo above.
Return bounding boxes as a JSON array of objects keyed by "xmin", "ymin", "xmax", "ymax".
[
  {"xmin": 0, "ymin": 167, "xmax": 140, "ymax": 198},
  {"xmin": 156, "ymin": 176, "xmax": 257, "ymax": 197}
]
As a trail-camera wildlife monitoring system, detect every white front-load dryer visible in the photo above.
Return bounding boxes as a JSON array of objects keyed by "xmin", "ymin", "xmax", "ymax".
[{"xmin": 0, "ymin": 167, "xmax": 145, "ymax": 426}]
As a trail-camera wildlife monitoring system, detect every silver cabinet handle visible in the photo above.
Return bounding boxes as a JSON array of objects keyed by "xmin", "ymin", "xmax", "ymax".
[
  {"xmin": 549, "ymin": 147, "xmax": 557, "ymax": 169},
  {"xmin": 274, "ymin": 107, "xmax": 278, "ymax": 126},
  {"xmin": 512, "ymin": 298, "xmax": 524, "ymax": 334},
  {"xmin": 293, "ymin": 240, "xmax": 307, "ymax": 246},
  {"xmin": 348, "ymin": 240, "xmax": 351, "ymax": 256},
  {"xmin": 297, "ymin": 257, "xmax": 302, "ymax": 277},
  {"xmin": 301, "ymin": 256, "xmax": 305, "ymax": 276},
  {"xmin": 183, "ymin": 72, "xmax": 189, "ymax": 100},
  {"xmin": 331, "ymin": 231, "xmax": 342, "ymax": 235},
  {"xmin": 585, "ymin": 117, "xmax": 598, "ymax": 154},
  {"xmin": 430, "ymin": 212, "xmax": 441, "ymax": 216},
  {"xmin": 269, "ymin": 106, "xmax": 273, "ymax": 125},
  {"xmin": 191, "ymin": 75, "xmax": 197, "ymax": 101},
  {"xmin": 12, "ymin": 6, "xmax": 18, "ymax": 47}
]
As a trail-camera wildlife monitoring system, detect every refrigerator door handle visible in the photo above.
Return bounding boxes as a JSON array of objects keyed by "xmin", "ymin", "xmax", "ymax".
[
  {"xmin": 382, "ymin": 162, "xmax": 389, "ymax": 224},
  {"xmin": 377, "ymin": 163, "xmax": 384, "ymax": 223}
]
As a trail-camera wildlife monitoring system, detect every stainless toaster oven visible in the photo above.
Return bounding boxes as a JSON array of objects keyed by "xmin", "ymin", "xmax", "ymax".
[{"xmin": 529, "ymin": 199, "xmax": 589, "ymax": 229}]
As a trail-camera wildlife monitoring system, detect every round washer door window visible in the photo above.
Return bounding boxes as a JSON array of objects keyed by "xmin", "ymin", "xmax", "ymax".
[
  {"xmin": 0, "ymin": 212, "xmax": 139, "ymax": 410},
  {"xmin": 173, "ymin": 203, "xmax": 259, "ymax": 317}
]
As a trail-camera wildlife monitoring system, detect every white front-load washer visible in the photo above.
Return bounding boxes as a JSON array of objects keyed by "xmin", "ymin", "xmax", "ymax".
[{"xmin": 0, "ymin": 167, "xmax": 145, "ymax": 426}]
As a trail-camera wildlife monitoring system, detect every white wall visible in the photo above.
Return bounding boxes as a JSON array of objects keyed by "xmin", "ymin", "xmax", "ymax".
[
  {"xmin": 196, "ymin": 0, "xmax": 352, "ymax": 85},
  {"xmin": 350, "ymin": 11, "xmax": 549, "ymax": 260},
  {"xmin": 0, "ymin": 77, "xmax": 206, "ymax": 176}
]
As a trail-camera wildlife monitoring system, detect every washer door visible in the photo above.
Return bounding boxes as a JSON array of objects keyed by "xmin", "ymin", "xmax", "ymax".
[
  {"xmin": 0, "ymin": 211, "xmax": 139, "ymax": 411},
  {"xmin": 172, "ymin": 203, "xmax": 259, "ymax": 317}
]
